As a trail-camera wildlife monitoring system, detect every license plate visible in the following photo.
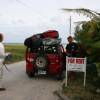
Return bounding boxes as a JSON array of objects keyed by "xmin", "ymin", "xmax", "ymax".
[{"xmin": 38, "ymin": 70, "xmax": 46, "ymax": 74}]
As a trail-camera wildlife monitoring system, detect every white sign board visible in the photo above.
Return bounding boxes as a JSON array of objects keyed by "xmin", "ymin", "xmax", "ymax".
[{"xmin": 66, "ymin": 57, "xmax": 86, "ymax": 87}]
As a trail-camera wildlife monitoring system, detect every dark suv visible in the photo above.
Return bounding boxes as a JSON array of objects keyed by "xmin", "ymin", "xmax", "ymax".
[{"xmin": 24, "ymin": 30, "xmax": 65, "ymax": 79}]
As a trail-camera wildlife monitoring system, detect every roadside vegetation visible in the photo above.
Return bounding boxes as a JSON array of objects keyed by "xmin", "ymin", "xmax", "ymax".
[
  {"xmin": 62, "ymin": 73, "xmax": 100, "ymax": 100},
  {"xmin": 62, "ymin": 8, "xmax": 100, "ymax": 100},
  {"xmin": 5, "ymin": 44, "xmax": 26, "ymax": 63}
]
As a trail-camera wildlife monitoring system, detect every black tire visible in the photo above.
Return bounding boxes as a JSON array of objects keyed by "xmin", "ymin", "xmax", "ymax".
[
  {"xmin": 27, "ymin": 71, "xmax": 35, "ymax": 78},
  {"xmin": 56, "ymin": 70, "xmax": 64, "ymax": 80}
]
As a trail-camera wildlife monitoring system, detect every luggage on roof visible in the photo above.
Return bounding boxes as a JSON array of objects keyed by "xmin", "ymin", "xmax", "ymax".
[
  {"xmin": 42, "ymin": 30, "xmax": 59, "ymax": 39},
  {"xmin": 42, "ymin": 38, "xmax": 61, "ymax": 45},
  {"xmin": 24, "ymin": 30, "xmax": 60, "ymax": 48}
]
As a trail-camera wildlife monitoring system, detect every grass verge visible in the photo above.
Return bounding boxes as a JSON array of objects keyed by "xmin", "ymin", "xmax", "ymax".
[
  {"xmin": 62, "ymin": 73, "xmax": 100, "ymax": 100},
  {"xmin": 5, "ymin": 44, "xmax": 26, "ymax": 63}
]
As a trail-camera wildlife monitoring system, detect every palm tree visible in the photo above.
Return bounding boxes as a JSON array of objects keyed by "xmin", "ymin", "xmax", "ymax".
[
  {"xmin": 62, "ymin": 8, "xmax": 100, "ymax": 62},
  {"xmin": 62, "ymin": 8, "xmax": 100, "ymax": 20}
]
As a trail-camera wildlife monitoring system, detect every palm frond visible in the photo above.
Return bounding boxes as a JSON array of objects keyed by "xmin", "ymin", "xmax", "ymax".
[
  {"xmin": 74, "ymin": 21, "xmax": 87, "ymax": 25},
  {"xmin": 62, "ymin": 8, "xmax": 100, "ymax": 19}
]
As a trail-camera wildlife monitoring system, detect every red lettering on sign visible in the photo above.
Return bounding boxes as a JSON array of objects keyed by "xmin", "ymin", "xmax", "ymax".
[
  {"xmin": 76, "ymin": 59, "xmax": 84, "ymax": 64},
  {"xmin": 68, "ymin": 58, "xmax": 75, "ymax": 63}
]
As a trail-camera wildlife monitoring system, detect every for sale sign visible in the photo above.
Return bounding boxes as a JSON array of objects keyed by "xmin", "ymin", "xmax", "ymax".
[
  {"xmin": 66, "ymin": 57, "xmax": 86, "ymax": 87},
  {"xmin": 67, "ymin": 58, "xmax": 86, "ymax": 72}
]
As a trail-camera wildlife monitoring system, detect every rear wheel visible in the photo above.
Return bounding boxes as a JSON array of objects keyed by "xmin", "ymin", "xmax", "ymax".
[
  {"xmin": 56, "ymin": 69, "xmax": 65, "ymax": 80},
  {"xmin": 27, "ymin": 71, "xmax": 35, "ymax": 78},
  {"xmin": 56, "ymin": 73, "xmax": 63, "ymax": 80}
]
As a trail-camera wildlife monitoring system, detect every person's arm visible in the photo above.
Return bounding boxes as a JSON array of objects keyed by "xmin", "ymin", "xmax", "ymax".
[
  {"xmin": 65, "ymin": 44, "xmax": 71, "ymax": 56},
  {"xmin": 0, "ymin": 43, "xmax": 5, "ymax": 60},
  {"xmin": 65, "ymin": 45, "xmax": 68, "ymax": 54}
]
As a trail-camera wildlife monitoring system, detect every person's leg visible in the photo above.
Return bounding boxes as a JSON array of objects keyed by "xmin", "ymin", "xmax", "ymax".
[{"xmin": 0, "ymin": 65, "xmax": 6, "ymax": 91}]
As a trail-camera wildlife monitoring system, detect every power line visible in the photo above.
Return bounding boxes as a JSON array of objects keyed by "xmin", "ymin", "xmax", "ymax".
[
  {"xmin": 15, "ymin": 0, "xmax": 43, "ymax": 19},
  {"xmin": 69, "ymin": 16, "xmax": 71, "ymax": 35},
  {"xmin": 15, "ymin": 0, "xmax": 49, "ymax": 25},
  {"xmin": 15, "ymin": 0, "xmax": 37, "ymax": 14},
  {"xmin": 15, "ymin": 0, "xmax": 28, "ymax": 7}
]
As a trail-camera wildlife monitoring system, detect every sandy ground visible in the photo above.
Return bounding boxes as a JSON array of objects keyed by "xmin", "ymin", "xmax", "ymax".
[{"xmin": 0, "ymin": 61, "xmax": 61, "ymax": 100}]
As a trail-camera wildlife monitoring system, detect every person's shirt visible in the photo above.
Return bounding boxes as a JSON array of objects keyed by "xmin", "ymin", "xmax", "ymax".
[
  {"xmin": 66, "ymin": 42, "xmax": 78, "ymax": 57},
  {"xmin": 0, "ymin": 43, "xmax": 5, "ymax": 62}
]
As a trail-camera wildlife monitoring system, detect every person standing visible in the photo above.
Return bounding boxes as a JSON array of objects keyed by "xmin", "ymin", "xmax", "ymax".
[
  {"xmin": 0, "ymin": 33, "xmax": 6, "ymax": 91},
  {"xmin": 66, "ymin": 36, "xmax": 78, "ymax": 57},
  {"xmin": 66, "ymin": 36, "xmax": 79, "ymax": 80}
]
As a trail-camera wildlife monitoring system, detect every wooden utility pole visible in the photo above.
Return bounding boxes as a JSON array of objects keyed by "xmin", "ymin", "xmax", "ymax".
[{"xmin": 69, "ymin": 16, "xmax": 72, "ymax": 35}]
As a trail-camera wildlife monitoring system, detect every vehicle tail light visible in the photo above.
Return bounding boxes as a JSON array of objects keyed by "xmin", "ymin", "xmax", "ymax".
[
  {"xmin": 55, "ymin": 56, "xmax": 60, "ymax": 63},
  {"xmin": 27, "ymin": 58, "xmax": 34, "ymax": 62}
]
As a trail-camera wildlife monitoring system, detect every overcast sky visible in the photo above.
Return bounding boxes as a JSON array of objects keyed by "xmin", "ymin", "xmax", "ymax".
[{"xmin": 0, "ymin": 0, "xmax": 100, "ymax": 43}]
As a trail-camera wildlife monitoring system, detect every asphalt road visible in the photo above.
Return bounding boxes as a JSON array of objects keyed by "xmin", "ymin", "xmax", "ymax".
[{"xmin": 0, "ymin": 61, "xmax": 61, "ymax": 100}]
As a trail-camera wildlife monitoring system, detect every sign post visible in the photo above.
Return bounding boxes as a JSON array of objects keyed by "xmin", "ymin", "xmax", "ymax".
[{"xmin": 66, "ymin": 57, "xmax": 86, "ymax": 87}]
